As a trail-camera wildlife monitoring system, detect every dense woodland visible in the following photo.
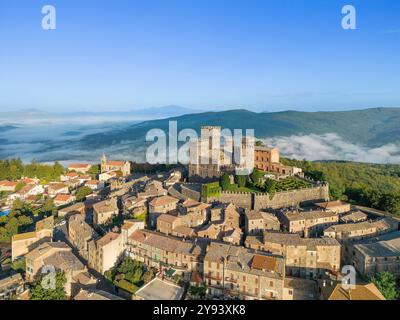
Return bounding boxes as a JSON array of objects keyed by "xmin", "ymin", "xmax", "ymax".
[
  {"xmin": 282, "ymin": 159, "xmax": 400, "ymax": 215},
  {"xmin": 0, "ymin": 159, "xmax": 64, "ymax": 182}
]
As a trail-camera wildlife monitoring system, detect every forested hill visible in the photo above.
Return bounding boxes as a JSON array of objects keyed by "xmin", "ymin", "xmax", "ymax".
[
  {"xmin": 80, "ymin": 107, "xmax": 400, "ymax": 149},
  {"xmin": 281, "ymin": 159, "xmax": 400, "ymax": 216}
]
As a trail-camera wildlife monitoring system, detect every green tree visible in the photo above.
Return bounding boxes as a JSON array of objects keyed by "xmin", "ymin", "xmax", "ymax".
[
  {"xmin": 251, "ymin": 168, "xmax": 264, "ymax": 186},
  {"xmin": 220, "ymin": 173, "xmax": 231, "ymax": 191},
  {"xmin": 88, "ymin": 165, "xmax": 100, "ymax": 177},
  {"xmin": 264, "ymin": 178, "xmax": 276, "ymax": 199},
  {"xmin": 11, "ymin": 258, "xmax": 26, "ymax": 274},
  {"xmin": 41, "ymin": 197, "xmax": 57, "ymax": 216},
  {"xmin": 236, "ymin": 175, "xmax": 247, "ymax": 188},
  {"xmin": 30, "ymin": 271, "xmax": 68, "ymax": 300},
  {"xmin": 75, "ymin": 186, "xmax": 93, "ymax": 201},
  {"xmin": 372, "ymin": 271, "xmax": 399, "ymax": 300}
]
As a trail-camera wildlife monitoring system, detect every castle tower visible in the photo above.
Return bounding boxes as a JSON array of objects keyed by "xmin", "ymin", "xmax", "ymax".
[{"xmin": 101, "ymin": 154, "xmax": 107, "ymax": 173}]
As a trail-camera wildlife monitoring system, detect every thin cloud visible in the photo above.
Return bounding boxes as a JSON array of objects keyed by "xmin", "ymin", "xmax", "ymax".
[{"xmin": 263, "ymin": 133, "xmax": 400, "ymax": 164}]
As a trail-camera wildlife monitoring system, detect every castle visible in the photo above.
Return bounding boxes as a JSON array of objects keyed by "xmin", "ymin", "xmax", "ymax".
[{"xmin": 188, "ymin": 126, "xmax": 302, "ymax": 180}]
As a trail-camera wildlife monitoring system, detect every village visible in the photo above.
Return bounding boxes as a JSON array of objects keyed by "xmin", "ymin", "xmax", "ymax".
[{"xmin": 0, "ymin": 126, "xmax": 398, "ymax": 300}]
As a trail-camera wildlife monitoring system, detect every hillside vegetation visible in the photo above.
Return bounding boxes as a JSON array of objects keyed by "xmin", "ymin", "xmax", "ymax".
[
  {"xmin": 281, "ymin": 159, "xmax": 400, "ymax": 215},
  {"xmin": 80, "ymin": 108, "xmax": 400, "ymax": 149}
]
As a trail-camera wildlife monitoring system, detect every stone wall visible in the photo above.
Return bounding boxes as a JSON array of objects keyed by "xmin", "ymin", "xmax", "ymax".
[{"xmin": 206, "ymin": 184, "xmax": 330, "ymax": 210}]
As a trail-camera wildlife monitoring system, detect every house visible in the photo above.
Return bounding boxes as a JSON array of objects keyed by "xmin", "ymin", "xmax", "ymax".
[
  {"xmin": 74, "ymin": 289, "xmax": 124, "ymax": 300},
  {"xmin": 25, "ymin": 242, "xmax": 88, "ymax": 297},
  {"xmin": 58, "ymin": 202, "xmax": 86, "ymax": 218},
  {"xmin": 315, "ymin": 200, "xmax": 351, "ymax": 214},
  {"xmin": 324, "ymin": 217, "xmax": 398, "ymax": 243},
  {"xmin": 60, "ymin": 172, "xmax": 80, "ymax": 182},
  {"xmin": 137, "ymin": 180, "xmax": 167, "ymax": 198},
  {"xmin": 47, "ymin": 183, "xmax": 69, "ymax": 196},
  {"xmin": 318, "ymin": 280, "xmax": 385, "ymax": 300},
  {"xmin": 68, "ymin": 163, "xmax": 92, "ymax": 174},
  {"xmin": 148, "ymin": 195, "xmax": 179, "ymax": 228},
  {"xmin": 177, "ymin": 199, "xmax": 210, "ymax": 227},
  {"xmin": 350, "ymin": 231, "xmax": 400, "ymax": 276},
  {"xmin": 99, "ymin": 170, "xmax": 123, "ymax": 182},
  {"xmin": 245, "ymin": 232, "xmax": 341, "ymax": 279},
  {"xmin": 121, "ymin": 219, "xmax": 145, "ymax": 243},
  {"xmin": 244, "ymin": 210, "xmax": 280, "ymax": 235},
  {"xmin": 283, "ymin": 277, "xmax": 318, "ymax": 300},
  {"xmin": 340, "ymin": 211, "xmax": 368, "ymax": 224},
  {"xmin": 0, "ymin": 181, "xmax": 18, "ymax": 192},
  {"xmin": 122, "ymin": 196, "xmax": 147, "ymax": 217},
  {"xmin": 204, "ymin": 242, "xmax": 285, "ymax": 300},
  {"xmin": 11, "ymin": 216, "xmax": 54, "ymax": 261},
  {"xmin": 156, "ymin": 214, "xmax": 181, "ymax": 235},
  {"xmin": 54, "ymin": 194, "xmax": 76, "ymax": 207},
  {"xmin": 126, "ymin": 229, "xmax": 207, "ymax": 272},
  {"xmin": 8, "ymin": 184, "xmax": 44, "ymax": 204},
  {"xmin": 68, "ymin": 214, "xmax": 99, "ymax": 261},
  {"xmin": 0, "ymin": 274, "xmax": 25, "ymax": 300},
  {"xmin": 163, "ymin": 169, "xmax": 183, "ymax": 188},
  {"xmin": 101, "ymin": 155, "xmax": 130, "ymax": 176},
  {"xmin": 93, "ymin": 198, "xmax": 119, "ymax": 226},
  {"xmin": 85, "ymin": 180, "xmax": 104, "ymax": 191},
  {"xmin": 88, "ymin": 232, "xmax": 124, "ymax": 274},
  {"xmin": 278, "ymin": 209, "xmax": 339, "ymax": 237}
]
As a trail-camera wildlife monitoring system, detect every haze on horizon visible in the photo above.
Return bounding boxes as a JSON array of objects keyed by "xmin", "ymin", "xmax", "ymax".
[{"xmin": 0, "ymin": 0, "xmax": 400, "ymax": 113}]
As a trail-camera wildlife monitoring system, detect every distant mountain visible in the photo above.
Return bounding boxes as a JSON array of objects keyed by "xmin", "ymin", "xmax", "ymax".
[
  {"xmin": 79, "ymin": 107, "xmax": 400, "ymax": 150},
  {"xmin": 0, "ymin": 125, "xmax": 18, "ymax": 133},
  {"xmin": 0, "ymin": 106, "xmax": 201, "ymax": 121}
]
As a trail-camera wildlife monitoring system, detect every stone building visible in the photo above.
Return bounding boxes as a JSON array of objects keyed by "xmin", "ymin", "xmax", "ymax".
[
  {"xmin": 148, "ymin": 195, "xmax": 179, "ymax": 228},
  {"xmin": 68, "ymin": 214, "xmax": 99, "ymax": 261},
  {"xmin": 278, "ymin": 209, "xmax": 339, "ymax": 237},
  {"xmin": 244, "ymin": 210, "xmax": 280, "ymax": 235},
  {"xmin": 0, "ymin": 274, "xmax": 25, "ymax": 300},
  {"xmin": 204, "ymin": 242, "xmax": 285, "ymax": 300},
  {"xmin": 245, "ymin": 232, "xmax": 341, "ymax": 279},
  {"xmin": 254, "ymin": 146, "xmax": 302, "ymax": 176},
  {"xmin": 324, "ymin": 217, "xmax": 398, "ymax": 243},
  {"xmin": 315, "ymin": 200, "xmax": 351, "ymax": 214},
  {"xmin": 11, "ymin": 216, "xmax": 54, "ymax": 261},
  {"xmin": 349, "ymin": 231, "xmax": 400, "ymax": 276},
  {"xmin": 25, "ymin": 242, "xmax": 88, "ymax": 297},
  {"xmin": 101, "ymin": 154, "xmax": 131, "ymax": 176},
  {"xmin": 318, "ymin": 280, "xmax": 385, "ymax": 300},
  {"xmin": 126, "ymin": 229, "xmax": 207, "ymax": 272},
  {"xmin": 88, "ymin": 232, "xmax": 125, "ymax": 275},
  {"xmin": 93, "ymin": 198, "xmax": 119, "ymax": 226}
]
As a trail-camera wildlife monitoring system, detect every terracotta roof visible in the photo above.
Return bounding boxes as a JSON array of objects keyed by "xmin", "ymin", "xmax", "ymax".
[
  {"xmin": 54, "ymin": 194, "xmax": 74, "ymax": 202},
  {"xmin": 251, "ymin": 254, "xmax": 278, "ymax": 271},
  {"xmin": 69, "ymin": 163, "xmax": 91, "ymax": 169},
  {"xmin": 0, "ymin": 181, "xmax": 18, "ymax": 187},
  {"xmin": 48, "ymin": 183, "xmax": 68, "ymax": 191},
  {"xmin": 150, "ymin": 195, "xmax": 179, "ymax": 207},
  {"xmin": 96, "ymin": 232, "xmax": 120, "ymax": 246},
  {"xmin": 327, "ymin": 283, "xmax": 385, "ymax": 300},
  {"xmin": 106, "ymin": 161, "xmax": 126, "ymax": 166},
  {"xmin": 86, "ymin": 180, "xmax": 100, "ymax": 185}
]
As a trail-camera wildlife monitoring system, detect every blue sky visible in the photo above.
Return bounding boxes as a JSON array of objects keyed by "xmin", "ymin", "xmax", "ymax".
[{"xmin": 0, "ymin": 0, "xmax": 399, "ymax": 112}]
